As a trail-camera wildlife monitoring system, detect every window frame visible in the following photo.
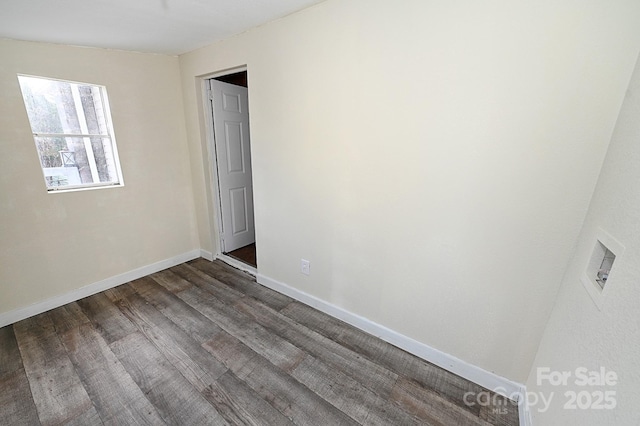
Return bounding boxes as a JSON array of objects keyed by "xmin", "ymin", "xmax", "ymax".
[{"xmin": 17, "ymin": 74, "xmax": 125, "ymax": 193}]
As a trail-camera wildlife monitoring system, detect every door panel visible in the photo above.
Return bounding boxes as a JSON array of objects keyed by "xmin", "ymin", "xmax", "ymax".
[
  {"xmin": 210, "ymin": 79, "xmax": 255, "ymax": 252},
  {"xmin": 222, "ymin": 92, "xmax": 241, "ymax": 112},
  {"xmin": 224, "ymin": 122, "xmax": 245, "ymax": 173},
  {"xmin": 230, "ymin": 187, "xmax": 248, "ymax": 234}
]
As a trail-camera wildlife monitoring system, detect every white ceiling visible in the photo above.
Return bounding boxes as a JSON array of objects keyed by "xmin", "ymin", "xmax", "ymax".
[{"xmin": 0, "ymin": 0, "xmax": 325, "ymax": 55}]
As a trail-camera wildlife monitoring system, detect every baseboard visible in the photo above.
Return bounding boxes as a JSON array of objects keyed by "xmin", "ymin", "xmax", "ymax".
[
  {"xmin": 0, "ymin": 250, "xmax": 201, "ymax": 328},
  {"xmin": 257, "ymin": 273, "xmax": 524, "ymax": 401},
  {"xmin": 200, "ymin": 249, "xmax": 214, "ymax": 261}
]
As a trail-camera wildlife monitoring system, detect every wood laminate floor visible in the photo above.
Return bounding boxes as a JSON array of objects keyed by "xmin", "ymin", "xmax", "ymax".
[{"xmin": 0, "ymin": 258, "xmax": 519, "ymax": 425}]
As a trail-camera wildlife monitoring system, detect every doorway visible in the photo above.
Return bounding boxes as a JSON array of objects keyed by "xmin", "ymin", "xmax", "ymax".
[{"xmin": 207, "ymin": 70, "xmax": 257, "ymax": 268}]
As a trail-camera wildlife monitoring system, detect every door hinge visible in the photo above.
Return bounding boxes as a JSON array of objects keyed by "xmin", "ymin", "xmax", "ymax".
[{"xmin": 208, "ymin": 88, "xmax": 214, "ymax": 101}]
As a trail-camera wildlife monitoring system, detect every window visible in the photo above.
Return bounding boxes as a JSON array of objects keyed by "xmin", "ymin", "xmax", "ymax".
[{"xmin": 18, "ymin": 75, "xmax": 124, "ymax": 191}]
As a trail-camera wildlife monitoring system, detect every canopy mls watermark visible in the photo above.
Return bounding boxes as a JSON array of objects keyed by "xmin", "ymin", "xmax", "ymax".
[{"xmin": 464, "ymin": 367, "xmax": 618, "ymax": 414}]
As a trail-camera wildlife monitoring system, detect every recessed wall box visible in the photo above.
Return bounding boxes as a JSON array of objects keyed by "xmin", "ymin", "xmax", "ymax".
[{"xmin": 581, "ymin": 229, "xmax": 624, "ymax": 310}]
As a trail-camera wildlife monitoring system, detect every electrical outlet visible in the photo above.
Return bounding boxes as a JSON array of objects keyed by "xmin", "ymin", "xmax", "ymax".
[{"xmin": 301, "ymin": 259, "xmax": 310, "ymax": 275}]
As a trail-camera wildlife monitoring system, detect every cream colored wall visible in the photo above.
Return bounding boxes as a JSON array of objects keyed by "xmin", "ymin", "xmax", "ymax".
[
  {"xmin": 0, "ymin": 40, "xmax": 198, "ymax": 314},
  {"xmin": 180, "ymin": 0, "xmax": 640, "ymax": 383},
  {"xmin": 526, "ymin": 52, "xmax": 640, "ymax": 424}
]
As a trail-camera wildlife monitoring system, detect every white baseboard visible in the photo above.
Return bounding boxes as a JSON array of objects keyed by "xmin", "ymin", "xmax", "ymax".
[
  {"xmin": 257, "ymin": 273, "xmax": 525, "ymax": 402},
  {"xmin": 0, "ymin": 250, "xmax": 201, "ymax": 328},
  {"xmin": 200, "ymin": 249, "xmax": 214, "ymax": 261}
]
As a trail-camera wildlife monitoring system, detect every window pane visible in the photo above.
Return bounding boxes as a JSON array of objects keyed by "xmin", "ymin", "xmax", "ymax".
[
  {"xmin": 18, "ymin": 76, "xmax": 109, "ymax": 136},
  {"xmin": 35, "ymin": 136, "xmax": 82, "ymax": 188},
  {"xmin": 34, "ymin": 136, "xmax": 119, "ymax": 188}
]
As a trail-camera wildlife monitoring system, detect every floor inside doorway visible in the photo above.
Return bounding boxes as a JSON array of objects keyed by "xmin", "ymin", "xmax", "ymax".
[{"xmin": 226, "ymin": 243, "xmax": 256, "ymax": 267}]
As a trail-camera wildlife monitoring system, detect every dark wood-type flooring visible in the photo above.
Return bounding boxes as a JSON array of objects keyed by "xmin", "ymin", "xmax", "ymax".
[
  {"xmin": 0, "ymin": 258, "xmax": 519, "ymax": 425},
  {"xmin": 226, "ymin": 243, "xmax": 257, "ymax": 268}
]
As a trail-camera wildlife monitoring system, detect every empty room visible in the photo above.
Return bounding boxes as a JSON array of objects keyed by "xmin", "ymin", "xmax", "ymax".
[{"xmin": 1, "ymin": 1, "xmax": 639, "ymax": 425}]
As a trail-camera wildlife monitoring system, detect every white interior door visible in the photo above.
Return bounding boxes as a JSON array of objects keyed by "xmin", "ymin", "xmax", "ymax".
[{"xmin": 209, "ymin": 78, "xmax": 255, "ymax": 253}]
